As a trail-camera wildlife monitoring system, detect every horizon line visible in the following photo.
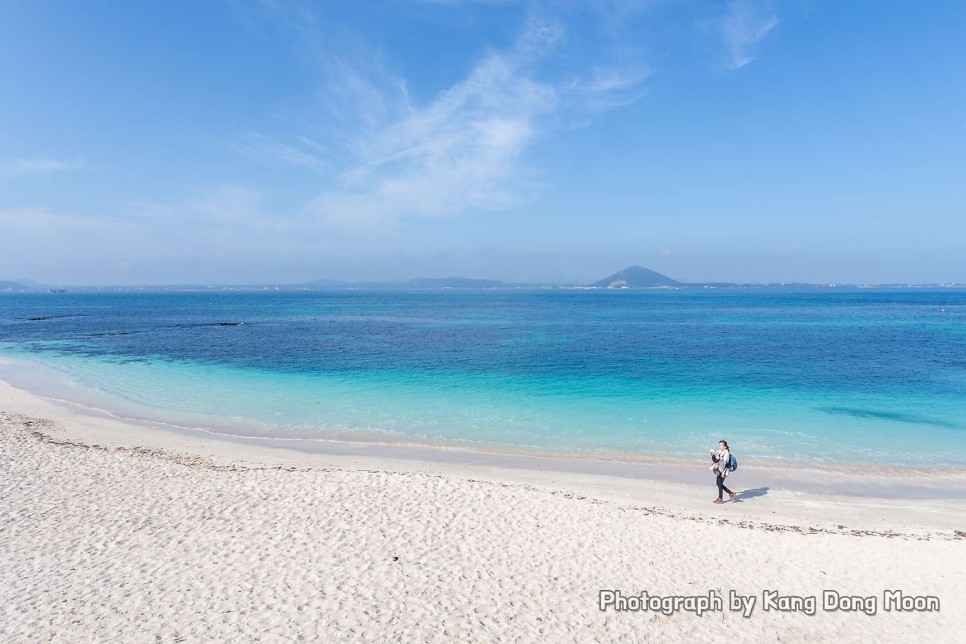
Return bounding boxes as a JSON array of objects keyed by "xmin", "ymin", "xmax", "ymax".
[{"xmin": 3, "ymin": 278, "xmax": 964, "ymax": 290}]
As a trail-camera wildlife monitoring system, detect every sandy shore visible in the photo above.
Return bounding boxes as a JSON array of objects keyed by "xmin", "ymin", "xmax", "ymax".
[{"xmin": 1, "ymin": 380, "xmax": 964, "ymax": 641}]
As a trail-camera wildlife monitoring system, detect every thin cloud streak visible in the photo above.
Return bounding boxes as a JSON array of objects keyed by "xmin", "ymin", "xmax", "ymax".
[
  {"xmin": 0, "ymin": 158, "xmax": 82, "ymax": 177},
  {"xmin": 228, "ymin": 132, "xmax": 331, "ymax": 173},
  {"xmin": 720, "ymin": 0, "xmax": 779, "ymax": 70}
]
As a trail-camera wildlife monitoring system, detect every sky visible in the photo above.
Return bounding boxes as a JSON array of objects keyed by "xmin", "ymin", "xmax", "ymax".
[{"xmin": 1, "ymin": 0, "xmax": 964, "ymax": 285}]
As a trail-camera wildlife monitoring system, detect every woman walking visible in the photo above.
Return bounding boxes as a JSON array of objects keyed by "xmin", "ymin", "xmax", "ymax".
[{"xmin": 709, "ymin": 440, "xmax": 735, "ymax": 503}]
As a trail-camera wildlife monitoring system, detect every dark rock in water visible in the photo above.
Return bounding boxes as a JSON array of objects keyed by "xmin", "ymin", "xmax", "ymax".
[
  {"xmin": 214, "ymin": 322, "xmax": 244, "ymax": 326},
  {"xmin": 25, "ymin": 314, "xmax": 86, "ymax": 321}
]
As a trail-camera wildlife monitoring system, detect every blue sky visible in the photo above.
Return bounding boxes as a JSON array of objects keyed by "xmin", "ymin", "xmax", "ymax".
[{"xmin": 1, "ymin": 0, "xmax": 964, "ymax": 285}]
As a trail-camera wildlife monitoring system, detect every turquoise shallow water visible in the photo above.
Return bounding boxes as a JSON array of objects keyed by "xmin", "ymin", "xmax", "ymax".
[{"xmin": 1, "ymin": 289, "xmax": 964, "ymax": 466}]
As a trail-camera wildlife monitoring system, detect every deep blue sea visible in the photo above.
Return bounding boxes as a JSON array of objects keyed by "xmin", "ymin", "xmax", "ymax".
[{"xmin": 1, "ymin": 289, "xmax": 964, "ymax": 466}]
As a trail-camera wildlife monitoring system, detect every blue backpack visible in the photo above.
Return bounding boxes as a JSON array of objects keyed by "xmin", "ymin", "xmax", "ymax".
[{"xmin": 728, "ymin": 454, "xmax": 738, "ymax": 472}]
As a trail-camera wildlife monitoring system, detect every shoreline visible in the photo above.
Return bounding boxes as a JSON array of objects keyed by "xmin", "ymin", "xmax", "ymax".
[
  {"xmin": 2, "ymin": 353, "xmax": 963, "ymax": 476},
  {"xmin": 0, "ymin": 360, "xmax": 965, "ymax": 501},
  {"xmin": 2, "ymin": 377, "xmax": 965, "ymax": 532}
]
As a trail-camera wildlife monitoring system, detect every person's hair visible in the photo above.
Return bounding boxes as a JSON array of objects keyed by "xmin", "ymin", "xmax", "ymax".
[{"xmin": 719, "ymin": 440, "xmax": 729, "ymax": 450}]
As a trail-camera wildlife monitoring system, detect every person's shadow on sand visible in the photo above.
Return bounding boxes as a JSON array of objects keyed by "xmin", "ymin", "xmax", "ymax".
[{"xmin": 732, "ymin": 487, "xmax": 769, "ymax": 503}]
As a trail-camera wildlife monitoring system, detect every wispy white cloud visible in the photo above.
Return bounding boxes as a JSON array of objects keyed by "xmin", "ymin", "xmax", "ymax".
[
  {"xmin": 720, "ymin": 0, "xmax": 779, "ymax": 70},
  {"xmin": 299, "ymin": 14, "xmax": 649, "ymax": 229},
  {"xmin": 0, "ymin": 157, "xmax": 82, "ymax": 177},
  {"xmin": 566, "ymin": 67, "xmax": 652, "ymax": 110},
  {"xmin": 227, "ymin": 132, "xmax": 330, "ymax": 173},
  {"xmin": 308, "ymin": 53, "xmax": 551, "ymax": 224},
  {"xmin": 0, "ymin": 206, "xmax": 97, "ymax": 232}
]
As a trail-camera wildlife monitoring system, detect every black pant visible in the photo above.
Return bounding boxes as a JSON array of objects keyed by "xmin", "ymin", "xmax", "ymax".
[{"xmin": 716, "ymin": 475, "xmax": 732, "ymax": 499}]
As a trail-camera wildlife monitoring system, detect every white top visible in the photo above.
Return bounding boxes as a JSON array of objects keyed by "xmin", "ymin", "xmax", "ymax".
[{"xmin": 710, "ymin": 448, "xmax": 731, "ymax": 478}]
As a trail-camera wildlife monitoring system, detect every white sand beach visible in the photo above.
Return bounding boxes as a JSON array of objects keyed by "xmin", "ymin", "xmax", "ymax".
[{"xmin": 1, "ymin": 379, "xmax": 964, "ymax": 642}]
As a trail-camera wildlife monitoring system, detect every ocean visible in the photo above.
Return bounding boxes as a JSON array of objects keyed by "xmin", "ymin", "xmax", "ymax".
[{"xmin": 1, "ymin": 288, "xmax": 963, "ymax": 466}]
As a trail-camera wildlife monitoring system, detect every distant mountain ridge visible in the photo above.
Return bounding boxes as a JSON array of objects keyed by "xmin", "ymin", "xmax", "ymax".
[
  {"xmin": 0, "ymin": 280, "xmax": 36, "ymax": 292},
  {"xmin": 589, "ymin": 266, "xmax": 681, "ymax": 288},
  {"xmin": 406, "ymin": 277, "xmax": 516, "ymax": 288},
  {"xmin": 305, "ymin": 266, "xmax": 684, "ymax": 290},
  {"xmin": 304, "ymin": 276, "xmax": 534, "ymax": 289},
  {"xmin": 313, "ymin": 267, "xmax": 685, "ymax": 290},
  {"xmin": 10, "ymin": 279, "xmax": 47, "ymax": 290}
]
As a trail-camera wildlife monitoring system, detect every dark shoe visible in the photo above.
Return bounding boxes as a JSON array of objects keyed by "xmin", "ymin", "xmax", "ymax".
[{"xmin": 713, "ymin": 498, "xmax": 723, "ymax": 504}]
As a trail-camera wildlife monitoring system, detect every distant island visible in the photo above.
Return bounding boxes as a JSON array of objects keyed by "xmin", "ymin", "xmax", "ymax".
[
  {"xmin": 1, "ymin": 269, "xmax": 961, "ymax": 292},
  {"xmin": 589, "ymin": 266, "xmax": 681, "ymax": 288}
]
